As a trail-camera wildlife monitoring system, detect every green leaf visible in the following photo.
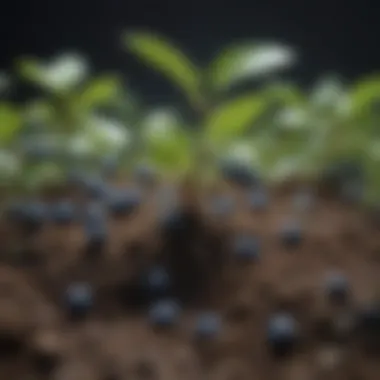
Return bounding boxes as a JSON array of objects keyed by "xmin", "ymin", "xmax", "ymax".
[
  {"xmin": 204, "ymin": 94, "xmax": 266, "ymax": 149},
  {"xmin": 350, "ymin": 75, "xmax": 380, "ymax": 118},
  {"xmin": 123, "ymin": 31, "xmax": 201, "ymax": 105},
  {"xmin": 141, "ymin": 108, "xmax": 192, "ymax": 172},
  {"xmin": 78, "ymin": 75, "xmax": 122, "ymax": 111},
  {"xmin": 146, "ymin": 128, "xmax": 192, "ymax": 173},
  {"xmin": 208, "ymin": 43, "xmax": 297, "ymax": 91},
  {"xmin": 262, "ymin": 82, "xmax": 305, "ymax": 106},
  {"xmin": 0, "ymin": 103, "xmax": 22, "ymax": 144},
  {"xmin": 16, "ymin": 57, "xmax": 42, "ymax": 85}
]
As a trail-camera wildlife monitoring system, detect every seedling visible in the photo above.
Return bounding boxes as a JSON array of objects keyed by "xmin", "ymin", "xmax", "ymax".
[{"xmin": 123, "ymin": 31, "xmax": 297, "ymax": 185}]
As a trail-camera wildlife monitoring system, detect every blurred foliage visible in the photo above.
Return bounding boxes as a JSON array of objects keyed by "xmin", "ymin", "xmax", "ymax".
[{"xmin": 0, "ymin": 31, "xmax": 379, "ymax": 203}]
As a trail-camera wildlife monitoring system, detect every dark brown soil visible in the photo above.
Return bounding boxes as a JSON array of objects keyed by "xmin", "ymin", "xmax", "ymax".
[{"xmin": 1, "ymin": 181, "xmax": 380, "ymax": 380}]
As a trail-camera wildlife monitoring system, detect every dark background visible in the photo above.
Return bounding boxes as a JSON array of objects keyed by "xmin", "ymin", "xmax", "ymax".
[{"xmin": 1, "ymin": 0, "xmax": 377, "ymax": 104}]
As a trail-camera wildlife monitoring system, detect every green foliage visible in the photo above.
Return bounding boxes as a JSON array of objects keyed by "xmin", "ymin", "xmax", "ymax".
[
  {"xmin": 77, "ymin": 75, "xmax": 122, "ymax": 111},
  {"xmin": 208, "ymin": 43, "xmax": 297, "ymax": 92},
  {"xmin": 204, "ymin": 94, "xmax": 266, "ymax": 150},
  {"xmin": 0, "ymin": 103, "xmax": 22, "ymax": 145},
  {"xmin": 123, "ymin": 31, "xmax": 202, "ymax": 106},
  {"xmin": 3, "ymin": 31, "xmax": 380, "ymax": 204}
]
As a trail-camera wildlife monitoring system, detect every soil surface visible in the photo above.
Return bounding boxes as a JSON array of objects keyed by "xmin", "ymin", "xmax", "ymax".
[{"xmin": 1, "ymin": 181, "xmax": 380, "ymax": 380}]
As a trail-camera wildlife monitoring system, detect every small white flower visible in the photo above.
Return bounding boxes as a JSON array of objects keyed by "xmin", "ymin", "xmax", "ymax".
[
  {"xmin": 310, "ymin": 77, "xmax": 345, "ymax": 109},
  {"xmin": 143, "ymin": 108, "xmax": 181, "ymax": 140},
  {"xmin": 225, "ymin": 142, "xmax": 259, "ymax": 165},
  {"xmin": 232, "ymin": 44, "xmax": 296, "ymax": 80},
  {"xmin": 41, "ymin": 53, "xmax": 89, "ymax": 92},
  {"xmin": 276, "ymin": 107, "xmax": 308, "ymax": 130}
]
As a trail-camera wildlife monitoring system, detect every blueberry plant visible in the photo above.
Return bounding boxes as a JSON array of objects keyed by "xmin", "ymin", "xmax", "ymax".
[
  {"xmin": 1, "ymin": 31, "xmax": 380, "ymax": 369},
  {"xmin": 123, "ymin": 31, "xmax": 297, "ymax": 185}
]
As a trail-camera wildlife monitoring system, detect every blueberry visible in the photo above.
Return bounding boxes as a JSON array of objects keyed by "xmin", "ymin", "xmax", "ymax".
[
  {"xmin": 193, "ymin": 312, "xmax": 222, "ymax": 340},
  {"xmin": 248, "ymin": 189, "xmax": 269, "ymax": 211},
  {"xmin": 233, "ymin": 235, "xmax": 260, "ymax": 262},
  {"xmin": 280, "ymin": 221, "xmax": 303, "ymax": 247},
  {"xmin": 133, "ymin": 164, "xmax": 157, "ymax": 186},
  {"xmin": 267, "ymin": 313, "xmax": 299, "ymax": 357},
  {"xmin": 148, "ymin": 299, "xmax": 181, "ymax": 328},
  {"xmin": 209, "ymin": 195, "xmax": 235, "ymax": 217},
  {"xmin": 83, "ymin": 203, "xmax": 108, "ymax": 249},
  {"xmin": 220, "ymin": 159, "xmax": 260, "ymax": 187},
  {"xmin": 13, "ymin": 201, "xmax": 48, "ymax": 233},
  {"xmin": 159, "ymin": 207, "xmax": 187, "ymax": 235},
  {"xmin": 142, "ymin": 266, "xmax": 171, "ymax": 299},
  {"xmin": 107, "ymin": 188, "xmax": 142, "ymax": 216},
  {"xmin": 64, "ymin": 282, "xmax": 94, "ymax": 319},
  {"xmin": 49, "ymin": 200, "xmax": 76, "ymax": 225},
  {"xmin": 323, "ymin": 271, "xmax": 350, "ymax": 304},
  {"xmin": 82, "ymin": 176, "xmax": 109, "ymax": 200}
]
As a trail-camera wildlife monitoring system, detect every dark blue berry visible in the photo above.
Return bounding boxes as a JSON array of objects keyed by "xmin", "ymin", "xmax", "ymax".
[
  {"xmin": 220, "ymin": 159, "xmax": 260, "ymax": 187},
  {"xmin": 142, "ymin": 266, "xmax": 171, "ymax": 299},
  {"xmin": 267, "ymin": 313, "xmax": 299, "ymax": 357},
  {"xmin": 148, "ymin": 299, "xmax": 181, "ymax": 328},
  {"xmin": 193, "ymin": 312, "xmax": 222, "ymax": 340},
  {"xmin": 323, "ymin": 271, "xmax": 350, "ymax": 304},
  {"xmin": 280, "ymin": 221, "xmax": 303, "ymax": 247},
  {"xmin": 107, "ymin": 188, "xmax": 142, "ymax": 217},
  {"xmin": 14, "ymin": 201, "xmax": 48, "ymax": 233},
  {"xmin": 133, "ymin": 164, "xmax": 157, "ymax": 186},
  {"xmin": 82, "ymin": 176, "xmax": 109, "ymax": 200},
  {"xmin": 49, "ymin": 201, "xmax": 76, "ymax": 225},
  {"xmin": 159, "ymin": 207, "xmax": 187, "ymax": 235},
  {"xmin": 64, "ymin": 282, "xmax": 94, "ymax": 319},
  {"xmin": 209, "ymin": 195, "xmax": 235, "ymax": 217},
  {"xmin": 233, "ymin": 235, "xmax": 260, "ymax": 262},
  {"xmin": 248, "ymin": 189, "xmax": 269, "ymax": 211},
  {"xmin": 83, "ymin": 203, "xmax": 108, "ymax": 249}
]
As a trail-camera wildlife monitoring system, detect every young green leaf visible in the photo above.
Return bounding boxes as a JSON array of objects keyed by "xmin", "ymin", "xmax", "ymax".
[
  {"xmin": 208, "ymin": 43, "xmax": 297, "ymax": 92},
  {"xmin": 77, "ymin": 75, "xmax": 122, "ymax": 111},
  {"xmin": 141, "ymin": 108, "xmax": 192, "ymax": 173},
  {"xmin": 204, "ymin": 94, "xmax": 266, "ymax": 149},
  {"xmin": 123, "ymin": 31, "xmax": 201, "ymax": 105},
  {"xmin": 0, "ymin": 103, "xmax": 22, "ymax": 144},
  {"xmin": 349, "ymin": 75, "xmax": 380, "ymax": 118}
]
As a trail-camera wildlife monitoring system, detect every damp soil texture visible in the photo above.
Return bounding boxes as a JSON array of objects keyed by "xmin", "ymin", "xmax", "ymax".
[{"xmin": 1, "ymin": 181, "xmax": 380, "ymax": 380}]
